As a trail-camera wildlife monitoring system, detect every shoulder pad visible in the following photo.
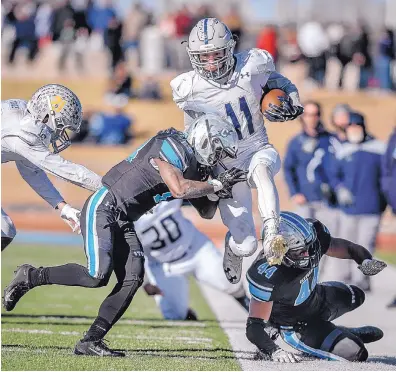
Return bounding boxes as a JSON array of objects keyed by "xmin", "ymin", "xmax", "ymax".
[
  {"xmin": 2, "ymin": 99, "xmax": 28, "ymax": 112},
  {"xmin": 247, "ymin": 48, "xmax": 275, "ymax": 75},
  {"xmin": 170, "ymin": 72, "xmax": 194, "ymax": 104}
]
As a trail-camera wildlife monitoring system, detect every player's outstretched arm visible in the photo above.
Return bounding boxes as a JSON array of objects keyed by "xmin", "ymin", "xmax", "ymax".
[
  {"xmin": 154, "ymin": 158, "xmax": 216, "ymax": 199},
  {"xmin": 327, "ymin": 238, "xmax": 386, "ymax": 276},
  {"xmin": 9, "ymin": 136, "xmax": 102, "ymax": 192},
  {"xmin": 247, "ymin": 298, "xmax": 301, "ymax": 363}
]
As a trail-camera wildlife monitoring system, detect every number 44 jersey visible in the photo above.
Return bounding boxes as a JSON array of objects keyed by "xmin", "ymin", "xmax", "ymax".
[
  {"xmin": 134, "ymin": 199, "xmax": 195, "ymax": 263},
  {"xmin": 246, "ymin": 219, "xmax": 332, "ymax": 325},
  {"xmin": 170, "ymin": 48, "xmax": 300, "ymax": 170}
]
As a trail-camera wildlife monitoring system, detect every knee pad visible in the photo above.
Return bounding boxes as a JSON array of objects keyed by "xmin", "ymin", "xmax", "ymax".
[
  {"xmin": 350, "ymin": 285, "xmax": 365, "ymax": 308},
  {"xmin": 330, "ymin": 334, "xmax": 368, "ymax": 361}
]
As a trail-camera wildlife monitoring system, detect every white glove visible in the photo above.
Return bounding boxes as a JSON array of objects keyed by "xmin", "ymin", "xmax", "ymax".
[
  {"xmin": 60, "ymin": 204, "xmax": 81, "ymax": 234},
  {"xmin": 271, "ymin": 348, "xmax": 302, "ymax": 363},
  {"xmin": 358, "ymin": 258, "xmax": 387, "ymax": 276},
  {"xmin": 336, "ymin": 186, "xmax": 354, "ymax": 206}
]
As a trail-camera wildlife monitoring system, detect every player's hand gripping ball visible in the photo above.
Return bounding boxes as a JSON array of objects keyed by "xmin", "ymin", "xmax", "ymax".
[
  {"xmin": 215, "ymin": 167, "xmax": 248, "ymax": 199},
  {"xmin": 262, "ymin": 89, "xmax": 303, "ymax": 122}
]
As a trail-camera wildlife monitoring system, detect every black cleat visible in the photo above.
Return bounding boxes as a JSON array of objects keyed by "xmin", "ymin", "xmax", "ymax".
[
  {"xmin": 74, "ymin": 339, "xmax": 125, "ymax": 357},
  {"xmin": 341, "ymin": 326, "xmax": 384, "ymax": 344},
  {"xmin": 3, "ymin": 264, "xmax": 35, "ymax": 311},
  {"xmin": 185, "ymin": 308, "xmax": 198, "ymax": 321}
]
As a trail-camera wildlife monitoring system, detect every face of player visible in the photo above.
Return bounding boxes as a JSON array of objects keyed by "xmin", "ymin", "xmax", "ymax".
[
  {"xmin": 301, "ymin": 103, "xmax": 320, "ymax": 131},
  {"xmin": 199, "ymin": 50, "xmax": 225, "ymax": 72}
]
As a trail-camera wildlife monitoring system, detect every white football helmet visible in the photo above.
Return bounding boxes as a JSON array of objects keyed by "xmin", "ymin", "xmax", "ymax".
[
  {"xmin": 187, "ymin": 18, "xmax": 236, "ymax": 81},
  {"xmin": 27, "ymin": 84, "xmax": 82, "ymax": 153},
  {"xmin": 279, "ymin": 212, "xmax": 320, "ymax": 270},
  {"xmin": 186, "ymin": 113, "xmax": 238, "ymax": 167}
]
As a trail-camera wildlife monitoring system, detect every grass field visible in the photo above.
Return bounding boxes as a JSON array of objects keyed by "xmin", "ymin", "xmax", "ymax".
[{"xmin": 1, "ymin": 244, "xmax": 240, "ymax": 371}]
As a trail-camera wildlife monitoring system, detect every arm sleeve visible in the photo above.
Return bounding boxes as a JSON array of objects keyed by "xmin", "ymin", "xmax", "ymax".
[
  {"xmin": 6, "ymin": 136, "xmax": 102, "ymax": 192},
  {"xmin": 283, "ymin": 139, "xmax": 300, "ymax": 196},
  {"xmin": 15, "ymin": 159, "xmax": 65, "ymax": 208}
]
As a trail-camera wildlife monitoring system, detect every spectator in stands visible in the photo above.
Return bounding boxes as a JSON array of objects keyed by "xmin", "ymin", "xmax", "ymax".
[
  {"xmin": 381, "ymin": 127, "xmax": 396, "ymax": 308},
  {"xmin": 328, "ymin": 112, "xmax": 387, "ymax": 291},
  {"xmin": 105, "ymin": 61, "xmax": 134, "ymax": 105},
  {"xmin": 283, "ymin": 101, "xmax": 335, "ymax": 230},
  {"xmin": 139, "ymin": 76, "xmax": 163, "ymax": 100},
  {"xmin": 104, "ymin": 14, "xmax": 124, "ymax": 71},
  {"xmin": 8, "ymin": 2, "xmax": 39, "ymax": 65},
  {"xmin": 335, "ymin": 24, "xmax": 357, "ymax": 89},
  {"xmin": 352, "ymin": 22, "xmax": 372, "ymax": 89},
  {"xmin": 222, "ymin": 5, "xmax": 243, "ymax": 53},
  {"xmin": 87, "ymin": 0, "xmax": 115, "ymax": 35},
  {"xmin": 88, "ymin": 103, "xmax": 133, "ymax": 145},
  {"xmin": 375, "ymin": 28, "xmax": 395, "ymax": 91},
  {"xmin": 122, "ymin": 2, "xmax": 149, "ymax": 69},
  {"xmin": 35, "ymin": 1, "xmax": 53, "ymax": 48},
  {"xmin": 51, "ymin": 0, "xmax": 75, "ymax": 42},
  {"xmin": 297, "ymin": 21, "xmax": 329, "ymax": 86},
  {"xmin": 173, "ymin": 5, "xmax": 193, "ymax": 70},
  {"xmin": 257, "ymin": 25, "xmax": 277, "ymax": 66},
  {"xmin": 58, "ymin": 18, "xmax": 76, "ymax": 71}
]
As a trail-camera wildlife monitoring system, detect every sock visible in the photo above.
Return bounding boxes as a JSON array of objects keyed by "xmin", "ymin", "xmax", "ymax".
[
  {"xmin": 83, "ymin": 316, "xmax": 112, "ymax": 341},
  {"xmin": 30, "ymin": 267, "xmax": 49, "ymax": 287}
]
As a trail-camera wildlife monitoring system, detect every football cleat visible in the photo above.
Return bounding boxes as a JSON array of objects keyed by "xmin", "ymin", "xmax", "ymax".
[
  {"xmin": 223, "ymin": 231, "xmax": 243, "ymax": 284},
  {"xmin": 185, "ymin": 308, "xmax": 198, "ymax": 321},
  {"xmin": 3, "ymin": 264, "xmax": 35, "ymax": 311},
  {"xmin": 74, "ymin": 339, "xmax": 125, "ymax": 357},
  {"xmin": 340, "ymin": 326, "xmax": 384, "ymax": 344}
]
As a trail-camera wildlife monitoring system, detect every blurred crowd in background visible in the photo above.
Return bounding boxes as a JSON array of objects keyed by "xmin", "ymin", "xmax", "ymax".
[{"xmin": 2, "ymin": 0, "xmax": 396, "ymax": 88}]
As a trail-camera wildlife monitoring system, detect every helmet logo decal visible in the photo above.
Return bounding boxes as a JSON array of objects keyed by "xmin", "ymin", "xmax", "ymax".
[{"xmin": 50, "ymin": 95, "xmax": 66, "ymax": 113}]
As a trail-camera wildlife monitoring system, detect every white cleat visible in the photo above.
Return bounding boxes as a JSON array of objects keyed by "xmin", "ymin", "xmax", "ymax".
[
  {"xmin": 264, "ymin": 234, "xmax": 288, "ymax": 266},
  {"xmin": 223, "ymin": 232, "xmax": 243, "ymax": 284}
]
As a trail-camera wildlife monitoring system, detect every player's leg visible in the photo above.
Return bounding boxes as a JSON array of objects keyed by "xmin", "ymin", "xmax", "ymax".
[
  {"xmin": 3, "ymin": 189, "xmax": 114, "ymax": 312},
  {"xmin": 219, "ymin": 180, "xmax": 257, "ymax": 283},
  {"xmin": 1, "ymin": 208, "xmax": 17, "ymax": 251},
  {"xmin": 351, "ymin": 214, "xmax": 381, "ymax": 291},
  {"xmin": 281, "ymin": 320, "xmax": 369, "ymax": 361},
  {"xmin": 75, "ymin": 220, "xmax": 144, "ymax": 356},
  {"xmin": 145, "ymin": 262, "xmax": 190, "ymax": 320},
  {"xmin": 248, "ymin": 145, "xmax": 285, "ymax": 265},
  {"xmin": 192, "ymin": 233, "xmax": 249, "ymax": 310}
]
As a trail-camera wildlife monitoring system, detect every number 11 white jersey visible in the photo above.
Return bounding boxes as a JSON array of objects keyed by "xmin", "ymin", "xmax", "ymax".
[
  {"xmin": 135, "ymin": 199, "xmax": 196, "ymax": 263},
  {"xmin": 171, "ymin": 48, "xmax": 275, "ymax": 146}
]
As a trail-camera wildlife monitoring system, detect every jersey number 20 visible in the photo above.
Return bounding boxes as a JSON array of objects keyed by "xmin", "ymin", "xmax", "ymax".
[{"xmin": 225, "ymin": 96, "xmax": 254, "ymax": 140}]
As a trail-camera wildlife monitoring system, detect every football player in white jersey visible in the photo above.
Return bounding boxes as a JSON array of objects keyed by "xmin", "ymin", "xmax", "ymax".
[
  {"xmin": 135, "ymin": 199, "xmax": 249, "ymax": 320},
  {"xmin": 1, "ymin": 84, "xmax": 102, "ymax": 250},
  {"xmin": 170, "ymin": 18, "xmax": 304, "ymax": 283}
]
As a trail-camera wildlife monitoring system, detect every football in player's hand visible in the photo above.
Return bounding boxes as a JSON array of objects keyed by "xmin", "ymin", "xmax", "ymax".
[{"xmin": 261, "ymin": 89, "xmax": 287, "ymax": 113}]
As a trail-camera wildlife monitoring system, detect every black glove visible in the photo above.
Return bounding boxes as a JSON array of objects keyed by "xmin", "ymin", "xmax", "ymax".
[
  {"xmin": 215, "ymin": 167, "xmax": 248, "ymax": 199},
  {"xmin": 264, "ymin": 96, "xmax": 304, "ymax": 122}
]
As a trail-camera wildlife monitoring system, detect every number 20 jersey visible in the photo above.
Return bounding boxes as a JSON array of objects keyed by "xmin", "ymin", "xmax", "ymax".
[
  {"xmin": 171, "ymin": 48, "xmax": 275, "ymax": 166},
  {"xmin": 246, "ymin": 219, "xmax": 331, "ymax": 325},
  {"xmin": 134, "ymin": 199, "xmax": 195, "ymax": 263}
]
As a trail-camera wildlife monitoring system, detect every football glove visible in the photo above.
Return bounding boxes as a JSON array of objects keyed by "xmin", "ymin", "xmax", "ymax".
[
  {"xmin": 214, "ymin": 167, "xmax": 248, "ymax": 199},
  {"xmin": 358, "ymin": 259, "xmax": 387, "ymax": 276},
  {"xmin": 271, "ymin": 348, "xmax": 302, "ymax": 363},
  {"xmin": 264, "ymin": 96, "xmax": 304, "ymax": 122},
  {"xmin": 336, "ymin": 186, "xmax": 354, "ymax": 206},
  {"xmin": 60, "ymin": 204, "xmax": 81, "ymax": 234}
]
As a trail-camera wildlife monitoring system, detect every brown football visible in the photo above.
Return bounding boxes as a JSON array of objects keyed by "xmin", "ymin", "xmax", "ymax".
[{"xmin": 261, "ymin": 88, "xmax": 287, "ymax": 113}]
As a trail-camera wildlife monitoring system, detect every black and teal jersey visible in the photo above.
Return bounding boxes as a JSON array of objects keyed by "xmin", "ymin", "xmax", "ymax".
[
  {"xmin": 102, "ymin": 128, "xmax": 201, "ymax": 221},
  {"xmin": 247, "ymin": 219, "xmax": 332, "ymax": 325}
]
